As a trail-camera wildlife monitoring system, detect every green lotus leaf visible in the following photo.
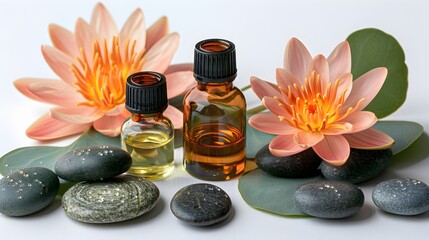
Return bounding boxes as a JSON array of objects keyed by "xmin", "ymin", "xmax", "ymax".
[
  {"xmin": 347, "ymin": 28, "xmax": 408, "ymax": 118},
  {"xmin": 239, "ymin": 169, "xmax": 321, "ymax": 216},
  {"xmin": 373, "ymin": 120, "xmax": 424, "ymax": 155},
  {"xmin": 0, "ymin": 128, "xmax": 120, "ymax": 176}
]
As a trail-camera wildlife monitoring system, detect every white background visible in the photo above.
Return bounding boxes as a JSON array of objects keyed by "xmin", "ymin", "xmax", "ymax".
[{"xmin": 0, "ymin": 0, "xmax": 428, "ymax": 239}]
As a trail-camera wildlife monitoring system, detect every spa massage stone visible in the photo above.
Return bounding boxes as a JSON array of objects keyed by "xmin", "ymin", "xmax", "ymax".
[
  {"xmin": 321, "ymin": 148, "xmax": 392, "ymax": 184},
  {"xmin": 62, "ymin": 175, "xmax": 159, "ymax": 223},
  {"xmin": 0, "ymin": 167, "xmax": 59, "ymax": 216},
  {"xmin": 372, "ymin": 178, "xmax": 429, "ymax": 215},
  {"xmin": 170, "ymin": 183, "xmax": 232, "ymax": 226},
  {"xmin": 294, "ymin": 180, "xmax": 364, "ymax": 218},
  {"xmin": 55, "ymin": 146, "xmax": 132, "ymax": 182},
  {"xmin": 255, "ymin": 145, "xmax": 322, "ymax": 178}
]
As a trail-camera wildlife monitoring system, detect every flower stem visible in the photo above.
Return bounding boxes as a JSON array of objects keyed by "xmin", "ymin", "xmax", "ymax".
[
  {"xmin": 241, "ymin": 84, "xmax": 251, "ymax": 92},
  {"xmin": 247, "ymin": 105, "xmax": 267, "ymax": 115}
]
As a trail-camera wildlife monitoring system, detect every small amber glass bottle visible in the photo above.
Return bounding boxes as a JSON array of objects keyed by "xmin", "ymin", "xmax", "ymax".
[
  {"xmin": 183, "ymin": 39, "xmax": 246, "ymax": 180},
  {"xmin": 121, "ymin": 71, "xmax": 174, "ymax": 180}
]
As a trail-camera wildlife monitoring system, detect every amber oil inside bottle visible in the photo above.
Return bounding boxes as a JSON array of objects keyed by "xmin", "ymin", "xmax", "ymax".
[
  {"xmin": 183, "ymin": 39, "xmax": 246, "ymax": 180},
  {"xmin": 121, "ymin": 72, "xmax": 174, "ymax": 180}
]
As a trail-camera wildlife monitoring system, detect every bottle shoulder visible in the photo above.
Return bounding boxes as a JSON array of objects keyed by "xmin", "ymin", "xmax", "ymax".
[
  {"xmin": 121, "ymin": 115, "xmax": 174, "ymax": 134},
  {"xmin": 183, "ymin": 85, "xmax": 246, "ymax": 105}
]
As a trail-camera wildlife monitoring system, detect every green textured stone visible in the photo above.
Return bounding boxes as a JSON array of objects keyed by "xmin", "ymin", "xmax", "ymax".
[{"xmin": 62, "ymin": 175, "xmax": 159, "ymax": 223}]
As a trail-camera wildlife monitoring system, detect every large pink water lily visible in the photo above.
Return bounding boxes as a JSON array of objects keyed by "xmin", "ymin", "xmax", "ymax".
[
  {"xmin": 249, "ymin": 38, "xmax": 394, "ymax": 166},
  {"xmin": 14, "ymin": 3, "xmax": 195, "ymax": 140}
]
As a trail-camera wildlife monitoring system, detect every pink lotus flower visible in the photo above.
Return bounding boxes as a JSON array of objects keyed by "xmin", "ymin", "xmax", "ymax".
[
  {"xmin": 14, "ymin": 3, "xmax": 195, "ymax": 140},
  {"xmin": 249, "ymin": 38, "xmax": 394, "ymax": 166}
]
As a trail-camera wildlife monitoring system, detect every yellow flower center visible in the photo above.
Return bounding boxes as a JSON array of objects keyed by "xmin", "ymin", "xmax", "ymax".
[
  {"xmin": 71, "ymin": 36, "xmax": 145, "ymax": 111},
  {"xmin": 276, "ymin": 71, "xmax": 365, "ymax": 132}
]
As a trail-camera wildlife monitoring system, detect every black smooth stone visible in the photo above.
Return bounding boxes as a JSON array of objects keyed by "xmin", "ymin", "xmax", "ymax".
[
  {"xmin": 295, "ymin": 180, "xmax": 364, "ymax": 218},
  {"xmin": 170, "ymin": 183, "xmax": 232, "ymax": 226},
  {"xmin": 321, "ymin": 148, "xmax": 392, "ymax": 184},
  {"xmin": 55, "ymin": 146, "xmax": 132, "ymax": 182},
  {"xmin": 0, "ymin": 167, "xmax": 59, "ymax": 216},
  {"xmin": 255, "ymin": 145, "xmax": 322, "ymax": 178},
  {"xmin": 372, "ymin": 178, "xmax": 429, "ymax": 215}
]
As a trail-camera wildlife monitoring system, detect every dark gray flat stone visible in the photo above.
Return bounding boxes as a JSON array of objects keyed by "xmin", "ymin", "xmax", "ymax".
[
  {"xmin": 295, "ymin": 180, "xmax": 364, "ymax": 218},
  {"xmin": 55, "ymin": 146, "xmax": 132, "ymax": 182},
  {"xmin": 372, "ymin": 178, "xmax": 429, "ymax": 215},
  {"xmin": 0, "ymin": 167, "xmax": 59, "ymax": 216},
  {"xmin": 62, "ymin": 175, "xmax": 159, "ymax": 223},
  {"xmin": 170, "ymin": 183, "xmax": 232, "ymax": 226},
  {"xmin": 321, "ymin": 149, "xmax": 392, "ymax": 184},
  {"xmin": 256, "ymin": 145, "xmax": 321, "ymax": 178}
]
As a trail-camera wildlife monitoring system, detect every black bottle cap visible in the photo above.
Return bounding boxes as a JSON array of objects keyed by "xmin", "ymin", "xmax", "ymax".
[
  {"xmin": 125, "ymin": 71, "xmax": 168, "ymax": 114},
  {"xmin": 194, "ymin": 38, "xmax": 237, "ymax": 83}
]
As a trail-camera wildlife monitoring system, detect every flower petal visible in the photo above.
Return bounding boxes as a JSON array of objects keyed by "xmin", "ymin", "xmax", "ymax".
[
  {"xmin": 94, "ymin": 114, "xmax": 128, "ymax": 137},
  {"xmin": 90, "ymin": 2, "xmax": 118, "ymax": 45},
  {"xmin": 117, "ymin": 104, "xmax": 131, "ymax": 118},
  {"xmin": 269, "ymin": 135, "xmax": 308, "ymax": 157},
  {"xmin": 343, "ymin": 67, "xmax": 388, "ymax": 111},
  {"xmin": 308, "ymin": 54, "xmax": 329, "ymax": 91},
  {"xmin": 313, "ymin": 135, "xmax": 350, "ymax": 166},
  {"xmin": 284, "ymin": 38, "xmax": 312, "ymax": 83},
  {"xmin": 165, "ymin": 71, "xmax": 195, "ymax": 98},
  {"xmin": 120, "ymin": 8, "xmax": 146, "ymax": 54},
  {"xmin": 344, "ymin": 127, "xmax": 394, "ymax": 150},
  {"xmin": 341, "ymin": 111, "xmax": 377, "ymax": 133},
  {"xmin": 293, "ymin": 131, "xmax": 324, "ymax": 148},
  {"xmin": 142, "ymin": 32, "xmax": 179, "ymax": 73},
  {"xmin": 50, "ymin": 106, "xmax": 103, "ymax": 124},
  {"xmin": 335, "ymin": 73, "xmax": 353, "ymax": 100},
  {"xmin": 14, "ymin": 78, "xmax": 84, "ymax": 107},
  {"xmin": 146, "ymin": 16, "xmax": 169, "ymax": 50},
  {"xmin": 49, "ymin": 24, "xmax": 78, "ymax": 56},
  {"xmin": 250, "ymin": 76, "xmax": 282, "ymax": 100},
  {"xmin": 248, "ymin": 113, "xmax": 299, "ymax": 135},
  {"xmin": 328, "ymin": 41, "xmax": 351, "ymax": 82},
  {"xmin": 26, "ymin": 113, "xmax": 91, "ymax": 140},
  {"xmin": 262, "ymin": 96, "xmax": 291, "ymax": 118},
  {"xmin": 75, "ymin": 18, "xmax": 97, "ymax": 65},
  {"xmin": 164, "ymin": 105, "xmax": 183, "ymax": 129},
  {"xmin": 276, "ymin": 68, "xmax": 298, "ymax": 90},
  {"xmin": 41, "ymin": 45, "xmax": 76, "ymax": 85},
  {"xmin": 322, "ymin": 122, "xmax": 353, "ymax": 135},
  {"xmin": 164, "ymin": 63, "xmax": 193, "ymax": 75}
]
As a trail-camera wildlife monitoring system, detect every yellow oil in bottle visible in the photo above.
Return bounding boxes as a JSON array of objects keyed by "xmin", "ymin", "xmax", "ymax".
[
  {"xmin": 122, "ymin": 131, "xmax": 174, "ymax": 180},
  {"xmin": 184, "ymin": 123, "xmax": 246, "ymax": 180}
]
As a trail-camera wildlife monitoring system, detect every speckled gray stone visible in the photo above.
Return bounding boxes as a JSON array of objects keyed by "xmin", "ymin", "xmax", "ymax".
[
  {"xmin": 55, "ymin": 146, "xmax": 132, "ymax": 182},
  {"xmin": 62, "ymin": 175, "xmax": 159, "ymax": 223},
  {"xmin": 170, "ymin": 183, "xmax": 232, "ymax": 226},
  {"xmin": 0, "ymin": 167, "xmax": 59, "ymax": 216},
  {"xmin": 321, "ymin": 149, "xmax": 392, "ymax": 184},
  {"xmin": 372, "ymin": 178, "xmax": 429, "ymax": 215},
  {"xmin": 256, "ymin": 145, "xmax": 322, "ymax": 178},
  {"xmin": 295, "ymin": 180, "xmax": 364, "ymax": 218}
]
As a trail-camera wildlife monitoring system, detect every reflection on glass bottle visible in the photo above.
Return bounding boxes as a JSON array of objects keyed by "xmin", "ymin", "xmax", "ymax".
[{"xmin": 183, "ymin": 39, "xmax": 246, "ymax": 180}]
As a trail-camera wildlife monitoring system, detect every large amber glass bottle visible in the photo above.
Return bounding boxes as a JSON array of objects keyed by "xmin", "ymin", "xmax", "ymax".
[{"xmin": 183, "ymin": 39, "xmax": 246, "ymax": 180}]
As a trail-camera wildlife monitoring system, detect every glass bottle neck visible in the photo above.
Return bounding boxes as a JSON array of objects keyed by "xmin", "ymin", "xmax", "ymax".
[
  {"xmin": 197, "ymin": 81, "xmax": 233, "ymax": 93},
  {"xmin": 131, "ymin": 112, "xmax": 163, "ymax": 122}
]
